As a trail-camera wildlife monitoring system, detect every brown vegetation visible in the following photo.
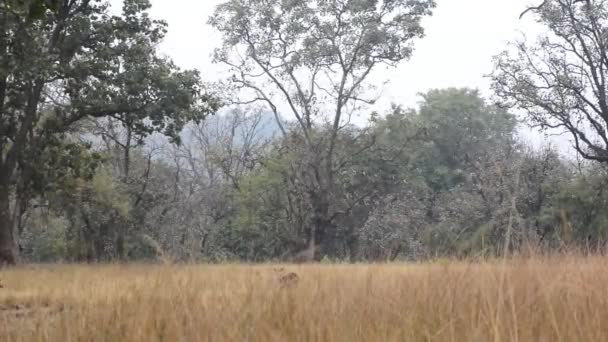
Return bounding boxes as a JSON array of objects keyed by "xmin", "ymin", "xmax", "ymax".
[{"xmin": 1, "ymin": 256, "xmax": 608, "ymax": 341}]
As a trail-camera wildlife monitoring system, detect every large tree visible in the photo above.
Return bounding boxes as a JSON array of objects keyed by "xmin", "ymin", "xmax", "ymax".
[
  {"xmin": 0, "ymin": 0, "xmax": 218, "ymax": 265},
  {"xmin": 357, "ymin": 89, "xmax": 520, "ymax": 259},
  {"xmin": 210, "ymin": 0, "xmax": 435, "ymax": 258},
  {"xmin": 492, "ymin": 0, "xmax": 608, "ymax": 163}
]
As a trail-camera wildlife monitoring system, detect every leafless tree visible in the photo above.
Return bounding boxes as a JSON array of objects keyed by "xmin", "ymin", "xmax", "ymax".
[
  {"xmin": 148, "ymin": 107, "xmax": 272, "ymax": 260},
  {"xmin": 494, "ymin": 0, "xmax": 608, "ymax": 164}
]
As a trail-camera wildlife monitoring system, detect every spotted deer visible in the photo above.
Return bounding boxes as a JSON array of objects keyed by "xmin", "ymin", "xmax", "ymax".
[{"xmin": 278, "ymin": 272, "xmax": 300, "ymax": 287}]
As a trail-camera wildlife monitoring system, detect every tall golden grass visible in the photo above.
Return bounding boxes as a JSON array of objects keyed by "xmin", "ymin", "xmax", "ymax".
[{"xmin": 1, "ymin": 256, "xmax": 608, "ymax": 341}]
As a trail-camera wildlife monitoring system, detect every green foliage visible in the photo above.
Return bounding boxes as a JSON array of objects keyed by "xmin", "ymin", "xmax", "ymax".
[
  {"xmin": 0, "ymin": 0, "xmax": 219, "ymax": 262},
  {"xmin": 212, "ymin": 0, "xmax": 436, "ymax": 69},
  {"xmin": 1, "ymin": 0, "xmax": 218, "ymax": 184},
  {"xmin": 555, "ymin": 167, "xmax": 608, "ymax": 246},
  {"xmin": 22, "ymin": 136, "xmax": 103, "ymax": 197},
  {"xmin": 362, "ymin": 89, "xmax": 525, "ymax": 259},
  {"xmin": 87, "ymin": 167, "xmax": 131, "ymax": 218},
  {"xmin": 412, "ymin": 88, "xmax": 517, "ymax": 191},
  {"xmin": 21, "ymin": 212, "xmax": 68, "ymax": 262},
  {"xmin": 2, "ymin": 0, "xmax": 61, "ymax": 20},
  {"xmin": 226, "ymin": 148, "xmax": 298, "ymax": 260},
  {"xmin": 4, "ymin": 0, "xmax": 607, "ymax": 264},
  {"xmin": 211, "ymin": 0, "xmax": 436, "ymax": 260}
]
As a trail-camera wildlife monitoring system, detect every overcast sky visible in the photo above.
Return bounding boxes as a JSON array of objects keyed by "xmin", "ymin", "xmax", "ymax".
[
  {"xmin": 111, "ymin": 0, "xmax": 570, "ymax": 150},
  {"xmin": 139, "ymin": 0, "xmax": 540, "ymax": 102}
]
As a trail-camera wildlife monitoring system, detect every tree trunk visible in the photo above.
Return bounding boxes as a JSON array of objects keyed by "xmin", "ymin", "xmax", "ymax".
[
  {"xmin": 0, "ymin": 184, "xmax": 17, "ymax": 266},
  {"xmin": 116, "ymin": 232, "xmax": 125, "ymax": 261},
  {"xmin": 389, "ymin": 245, "xmax": 403, "ymax": 262},
  {"xmin": 114, "ymin": 126, "xmax": 131, "ymax": 261},
  {"xmin": 310, "ymin": 193, "xmax": 334, "ymax": 260}
]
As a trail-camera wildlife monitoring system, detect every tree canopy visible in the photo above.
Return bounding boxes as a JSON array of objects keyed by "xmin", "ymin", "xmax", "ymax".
[
  {"xmin": 0, "ymin": 0, "xmax": 219, "ymax": 264},
  {"xmin": 210, "ymin": 0, "xmax": 436, "ymax": 260},
  {"xmin": 3, "ymin": 0, "xmax": 608, "ymax": 265}
]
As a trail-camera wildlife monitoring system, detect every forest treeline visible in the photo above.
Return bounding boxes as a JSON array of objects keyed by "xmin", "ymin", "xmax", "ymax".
[{"xmin": 1, "ymin": 0, "xmax": 608, "ymax": 264}]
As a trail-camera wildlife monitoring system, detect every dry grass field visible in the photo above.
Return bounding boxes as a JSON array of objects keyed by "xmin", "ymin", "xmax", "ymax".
[{"xmin": 1, "ymin": 256, "xmax": 608, "ymax": 341}]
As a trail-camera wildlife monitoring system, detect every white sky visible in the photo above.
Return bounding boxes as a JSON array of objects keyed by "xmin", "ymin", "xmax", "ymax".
[
  {"xmin": 111, "ymin": 0, "xmax": 573, "ymax": 151},
  {"xmin": 143, "ymin": 0, "xmax": 542, "ymax": 103}
]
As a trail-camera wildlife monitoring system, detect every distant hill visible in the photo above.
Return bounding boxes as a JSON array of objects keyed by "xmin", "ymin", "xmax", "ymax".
[{"xmin": 180, "ymin": 108, "xmax": 284, "ymax": 146}]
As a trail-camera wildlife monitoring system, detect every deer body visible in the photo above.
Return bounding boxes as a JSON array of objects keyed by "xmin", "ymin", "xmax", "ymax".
[
  {"xmin": 292, "ymin": 245, "xmax": 315, "ymax": 263},
  {"xmin": 291, "ymin": 231, "xmax": 317, "ymax": 263}
]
